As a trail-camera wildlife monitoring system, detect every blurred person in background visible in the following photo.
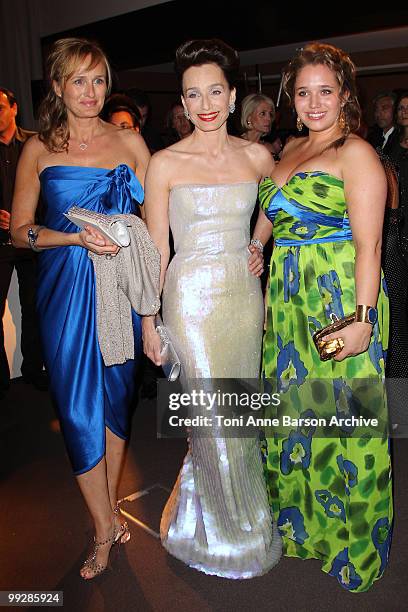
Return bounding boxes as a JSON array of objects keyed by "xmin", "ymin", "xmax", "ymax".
[
  {"xmin": 126, "ymin": 87, "xmax": 164, "ymax": 152},
  {"xmin": 0, "ymin": 86, "xmax": 47, "ymax": 396},
  {"xmin": 164, "ymin": 102, "xmax": 193, "ymax": 146},
  {"xmin": 368, "ymin": 92, "xmax": 398, "ymax": 154},
  {"xmin": 389, "ymin": 91, "xmax": 408, "ymax": 214},
  {"xmin": 383, "ymin": 92, "xmax": 408, "ymax": 432},
  {"xmin": 240, "ymin": 93, "xmax": 280, "ymax": 158},
  {"xmin": 102, "ymin": 92, "xmax": 141, "ymax": 132}
]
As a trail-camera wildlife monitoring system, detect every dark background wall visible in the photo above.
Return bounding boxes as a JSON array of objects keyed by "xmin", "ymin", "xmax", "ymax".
[{"xmin": 1, "ymin": 0, "xmax": 408, "ymax": 132}]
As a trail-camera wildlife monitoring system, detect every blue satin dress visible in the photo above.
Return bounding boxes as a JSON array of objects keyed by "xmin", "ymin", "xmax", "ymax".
[{"xmin": 37, "ymin": 164, "xmax": 144, "ymax": 475}]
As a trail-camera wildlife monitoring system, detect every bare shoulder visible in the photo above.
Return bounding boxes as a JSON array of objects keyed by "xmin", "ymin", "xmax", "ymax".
[
  {"xmin": 101, "ymin": 121, "xmax": 145, "ymax": 151},
  {"xmin": 149, "ymin": 148, "xmax": 172, "ymax": 169},
  {"xmin": 20, "ymin": 134, "xmax": 47, "ymax": 171},
  {"xmin": 22, "ymin": 133, "xmax": 44, "ymax": 156},
  {"xmin": 341, "ymin": 134, "xmax": 385, "ymax": 187},
  {"xmin": 340, "ymin": 134, "xmax": 378, "ymax": 164},
  {"xmin": 263, "ymin": 141, "xmax": 274, "ymax": 154},
  {"xmin": 153, "ymin": 140, "xmax": 195, "ymax": 165},
  {"xmin": 114, "ymin": 125, "xmax": 147, "ymax": 150},
  {"xmin": 339, "ymin": 134, "xmax": 385, "ymax": 182},
  {"xmin": 239, "ymin": 139, "xmax": 275, "ymax": 176},
  {"xmin": 145, "ymin": 148, "xmax": 174, "ymax": 186},
  {"xmin": 228, "ymin": 134, "xmax": 259, "ymax": 153},
  {"xmin": 230, "ymin": 136, "xmax": 270, "ymax": 162}
]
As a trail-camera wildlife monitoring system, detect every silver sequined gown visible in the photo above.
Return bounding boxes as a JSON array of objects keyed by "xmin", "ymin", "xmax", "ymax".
[{"xmin": 161, "ymin": 182, "xmax": 282, "ymax": 578}]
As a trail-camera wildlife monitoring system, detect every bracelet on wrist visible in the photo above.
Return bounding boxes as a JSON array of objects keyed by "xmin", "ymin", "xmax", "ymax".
[
  {"xmin": 355, "ymin": 304, "xmax": 378, "ymax": 325},
  {"xmin": 250, "ymin": 238, "xmax": 264, "ymax": 253},
  {"xmin": 27, "ymin": 226, "xmax": 46, "ymax": 252}
]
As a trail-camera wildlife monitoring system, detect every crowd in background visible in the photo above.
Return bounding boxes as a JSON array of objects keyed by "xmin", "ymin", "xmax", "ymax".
[
  {"xmin": 1, "ymin": 78, "xmax": 408, "ymax": 400},
  {"xmin": 0, "ymin": 35, "xmax": 402, "ymax": 591}
]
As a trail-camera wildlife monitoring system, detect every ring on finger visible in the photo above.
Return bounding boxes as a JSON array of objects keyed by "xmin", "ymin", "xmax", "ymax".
[{"xmin": 334, "ymin": 338, "xmax": 344, "ymax": 351}]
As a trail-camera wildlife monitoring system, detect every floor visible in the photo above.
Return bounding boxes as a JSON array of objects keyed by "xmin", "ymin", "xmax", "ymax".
[{"xmin": 0, "ymin": 379, "xmax": 407, "ymax": 612}]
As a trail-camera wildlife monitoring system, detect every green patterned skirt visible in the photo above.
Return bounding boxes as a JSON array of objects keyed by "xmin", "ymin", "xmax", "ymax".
[{"xmin": 262, "ymin": 240, "xmax": 393, "ymax": 592}]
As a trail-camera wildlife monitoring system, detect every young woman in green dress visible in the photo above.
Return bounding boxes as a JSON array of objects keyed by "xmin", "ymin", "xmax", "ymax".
[{"xmin": 251, "ymin": 42, "xmax": 393, "ymax": 592}]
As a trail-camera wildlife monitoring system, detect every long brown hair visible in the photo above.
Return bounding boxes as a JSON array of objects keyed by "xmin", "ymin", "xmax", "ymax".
[
  {"xmin": 38, "ymin": 38, "xmax": 112, "ymax": 152},
  {"xmin": 283, "ymin": 42, "xmax": 361, "ymax": 148}
]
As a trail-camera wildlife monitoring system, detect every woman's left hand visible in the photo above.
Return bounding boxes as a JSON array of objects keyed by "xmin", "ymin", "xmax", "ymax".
[
  {"xmin": 322, "ymin": 322, "xmax": 373, "ymax": 361},
  {"xmin": 248, "ymin": 244, "xmax": 264, "ymax": 277},
  {"xmin": 78, "ymin": 225, "xmax": 120, "ymax": 256}
]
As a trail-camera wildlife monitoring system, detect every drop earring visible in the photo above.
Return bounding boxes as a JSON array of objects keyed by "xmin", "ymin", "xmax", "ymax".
[
  {"xmin": 338, "ymin": 108, "xmax": 346, "ymax": 130},
  {"xmin": 296, "ymin": 116, "xmax": 303, "ymax": 132},
  {"xmin": 184, "ymin": 109, "xmax": 190, "ymax": 120},
  {"xmin": 229, "ymin": 102, "xmax": 235, "ymax": 114}
]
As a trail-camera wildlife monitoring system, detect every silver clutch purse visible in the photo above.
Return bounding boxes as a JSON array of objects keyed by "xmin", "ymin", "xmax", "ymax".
[
  {"xmin": 64, "ymin": 206, "xmax": 131, "ymax": 247},
  {"xmin": 155, "ymin": 315, "xmax": 181, "ymax": 382}
]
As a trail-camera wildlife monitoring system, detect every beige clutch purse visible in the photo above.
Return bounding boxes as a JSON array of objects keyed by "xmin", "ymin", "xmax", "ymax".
[{"xmin": 64, "ymin": 206, "xmax": 131, "ymax": 247}]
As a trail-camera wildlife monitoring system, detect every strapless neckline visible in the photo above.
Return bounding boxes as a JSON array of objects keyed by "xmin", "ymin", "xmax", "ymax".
[
  {"xmin": 169, "ymin": 180, "xmax": 258, "ymax": 193},
  {"xmin": 39, "ymin": 163, "xmax": 135, "ymax": 178}
]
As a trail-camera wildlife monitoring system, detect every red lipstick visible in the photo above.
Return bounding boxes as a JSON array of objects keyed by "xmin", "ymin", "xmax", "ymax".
[{"xmin": 197, "ymin": 112, "xmax": 219, "ymax": 122}]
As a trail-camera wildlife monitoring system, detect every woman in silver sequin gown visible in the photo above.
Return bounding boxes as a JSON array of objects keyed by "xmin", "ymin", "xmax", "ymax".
[{"xmin": 142, "ymin": 39, "xmax": 281, "ymax": 578}]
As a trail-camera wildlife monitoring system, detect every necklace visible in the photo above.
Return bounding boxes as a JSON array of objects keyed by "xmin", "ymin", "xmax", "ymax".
[{"xmin": 79, "ymin": 142, "xmax": 88, "ymax": 151}]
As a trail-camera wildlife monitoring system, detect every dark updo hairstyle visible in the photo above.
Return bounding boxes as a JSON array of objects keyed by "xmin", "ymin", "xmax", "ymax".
[
  {"xmin": 283, "ymin": 42, "xmax": 361, "ymax": 148},
  {"xmin": 175, "ymin": 38, "xmax": 239, "ymax": 90}
]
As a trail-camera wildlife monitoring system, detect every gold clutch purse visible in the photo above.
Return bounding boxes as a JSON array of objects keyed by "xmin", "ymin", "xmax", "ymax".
[{"xmin": 313, "ymin": 313, "xmax": 355, "ymax": 361}]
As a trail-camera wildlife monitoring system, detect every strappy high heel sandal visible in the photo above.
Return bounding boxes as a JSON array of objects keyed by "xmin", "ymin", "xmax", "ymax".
[
  {"xmin": 80, "ymin": 521, "xmax": 130, "ymax": 580},
  {"xmin": 113, "ymin": 503, "xmax": 131, "ymax": 544}
]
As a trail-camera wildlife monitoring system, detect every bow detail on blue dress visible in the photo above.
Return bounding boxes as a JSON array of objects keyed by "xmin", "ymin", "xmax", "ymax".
[{"xmin": 104, "ymin": 164, "xmax": 144, "ymax": 212}]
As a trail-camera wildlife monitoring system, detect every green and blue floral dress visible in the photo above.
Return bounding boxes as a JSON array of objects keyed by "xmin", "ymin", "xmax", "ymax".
[{"xmin": 259, "ymin": 171, "xmax": 393, "ymax": 592}]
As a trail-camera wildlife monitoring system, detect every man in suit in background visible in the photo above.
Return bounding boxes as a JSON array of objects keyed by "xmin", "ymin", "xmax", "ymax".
[
  {"xmin": 368, "ymin": 92, "xmax": 399, "ymax": 155},
  {"xmin": 0, "ymin": 86, "xmax": 47, "ymax": 397}
]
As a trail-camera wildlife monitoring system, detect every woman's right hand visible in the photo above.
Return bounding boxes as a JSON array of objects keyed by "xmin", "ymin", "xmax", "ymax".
[
  {"xmin": 142, "ymin": 316, "xmax": 162, "ymax": 366},
  {"xmin": 322, "ymin": 321, "xmax": 372, "ymax": 361},
  {"xmin": 77, "ymin": 226, "xmax": 120, "ymax": 256}
]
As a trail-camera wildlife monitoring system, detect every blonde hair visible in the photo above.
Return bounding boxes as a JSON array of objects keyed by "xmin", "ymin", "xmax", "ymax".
[
  {"xmin": 241, "ymin": 93, "xmax": 275, "ymax": 132},
  {"xmin": 38, "ymin": 38, "xmax": 112, "ymax": 152}
]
